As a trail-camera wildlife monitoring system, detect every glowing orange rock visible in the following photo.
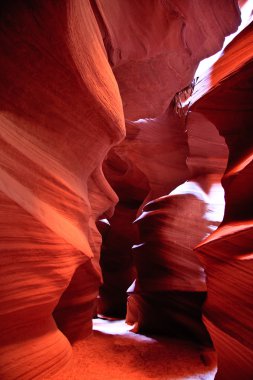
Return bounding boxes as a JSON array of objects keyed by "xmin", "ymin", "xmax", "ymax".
[
  {"xmin": 0, "ymin": 1, "xmax": 242, "ymax": 378},
  {"xmin": 192, "ymin": 24, "xmax": 253, "ymax": 380},
  {"xmin": 0, "ymin": 1, "xmax": 124, "ymax": 378}
]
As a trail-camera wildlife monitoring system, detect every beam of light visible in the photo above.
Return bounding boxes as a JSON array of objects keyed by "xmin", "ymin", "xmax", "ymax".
[{"xmin": 195, "ymin": 0, "xmax": 253, "ymax": 79}]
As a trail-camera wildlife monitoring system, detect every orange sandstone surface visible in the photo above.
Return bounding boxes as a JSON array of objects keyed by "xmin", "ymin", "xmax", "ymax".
[{"xmin": 1, "ymin": 1, "xmax": 252, "ymax": 380}]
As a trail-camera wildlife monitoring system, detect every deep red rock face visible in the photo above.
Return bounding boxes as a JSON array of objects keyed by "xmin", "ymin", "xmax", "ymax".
[
  {"xmin": 0, "ymin": 1, "xmax": 124, "ymax": 378},
  {"xmin": 97, "ymin": 204, "xmax": 138, "ymax": 318},
  {"xmin": 0, "ymin": 0, "xmax": 243, "ymax": 378},
  {"xmin": 99, "ymin": 0, "xmax": 241, "ymax": 119},
  {"xmin": 126, "ymin": 107, "xmax": 228, "ymax": 345},
  {"xmin": 192, "ymin": 25, "xmax": 253, "ymax": 380},
  {"xmin": 117, "ymin": 109, "xmax": 190, "ymax": 206}
]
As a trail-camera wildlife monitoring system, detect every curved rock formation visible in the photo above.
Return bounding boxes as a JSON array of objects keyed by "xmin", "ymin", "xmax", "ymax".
[
  {"xmin": 108, "ymin": 0, "xmax": 240, "ymax": 119},
  {"xmin": 126, "ymin": 107, "xmax": 228, "ymax": 345},
  {"xmin": 0, "ymin": 1, "xmax": 124, "ymax": 378},
  {"xmin": 115, "ymin": 107, "xmax": 190, "ymax": 206},
  {"xmin": 97, "ymin": 150, "xmax": 148, "ymax": 318},
  {"xmin": 97, "ymin": 205, "xmax": 138, "ymax": 318},
  {"xmin": 191, "ymin": 22, "xmax": 253, "ymax": 380},
  {"xmin": 0, "ymin": 1, "xmax": 243, "ymax": 379},
  {"xmin": 97, "ymin": 1, "xmax": 241, "ymax": 323}
]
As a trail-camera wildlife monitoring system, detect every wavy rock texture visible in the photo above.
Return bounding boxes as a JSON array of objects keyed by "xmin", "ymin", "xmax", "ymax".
[
  {"xmin": 0, "ymin": 0, "xmax": 243, "ymax": 379},
  {"xmin": 126, "ymin": 108, "xmax": 228, "ymax": 344},
  {"xmin": 115, "ymin": 107, "xmax": 190, "ymax": 206},
  {"xmin": 98, "ymin": 107, "xmax": 189, "ymax": 317},
  {"xmin": 97, "ymin": 205, "xmax": 138, "ymax": 318},
  {"xmin": 98, "ymin": 208, "xmax": 137, "ymax": 317},
  {"xmin": 102, "ymin": 0, "xmax": 241, "ymax": 119},
  {"xmin": 192, "ymin": 23, "xmax": 253, "ymax": 380},
  {"xmin": 0, "ymin": 1, "xmax": 124, "ymax": 378},
  {"xmin": 97, "ymin": 0, "xmax": 240, "ymax": 321},
  {"xmin": 97, "ymin": 151, "xmax": 148, "ymax": 317}
]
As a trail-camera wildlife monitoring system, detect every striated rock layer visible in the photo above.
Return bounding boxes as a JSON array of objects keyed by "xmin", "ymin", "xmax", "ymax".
[
  {"xmin": 192, "ymin": 23, "xmax": 253, "ymax": 380},
  {"xmin": 106, "ymin": 0, "xmax": 241, "ymax": 119},
  {"xmin": 97, "ymin": 0, "xmax": 241, "ymax": 319},
  {"xmin": 0, "ymin": 1, "xmax": 124, "ymax": 378},
  {"xmin": 126, "ymin": 107, "xmax": 228, "ymax": 344},
  {"xmin": 97, "ymin": 151, "xmax": 148, "ymax": 317},
  {"xmin": 0, "ymin": 0, "xmax": 242, "ymax": 378}
]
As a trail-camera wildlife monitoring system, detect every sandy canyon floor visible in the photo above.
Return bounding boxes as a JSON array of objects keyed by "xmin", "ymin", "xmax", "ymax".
[{"xmin": 55, "ymin": 319, "xmax": 217, "ymax": 380}]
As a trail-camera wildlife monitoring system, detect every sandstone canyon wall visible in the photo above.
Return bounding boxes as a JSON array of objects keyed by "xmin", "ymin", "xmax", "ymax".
[
  {"xmin": 0, "ymin": 1, "xmax": 248, "ymax": 379},
  {"xmin": 0, "ymin": 1, "xmax": 125, "ymax": 378},
  {"xmin": 125, "ymin": 107, "xmax": 228, "ymax": 345},
  {"xmin": 191, "ymin": 23, "xmax": 253, "ymax": 380}
]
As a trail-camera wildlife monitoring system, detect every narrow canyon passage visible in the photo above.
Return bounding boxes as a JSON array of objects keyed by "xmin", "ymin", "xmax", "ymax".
[{"xmin": 0, "ymin": 2, "xmax": 252, "ymax": 380}]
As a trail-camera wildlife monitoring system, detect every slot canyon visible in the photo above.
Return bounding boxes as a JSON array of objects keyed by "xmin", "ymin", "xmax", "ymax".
[{"xmin": 0, "ymin": 1, "xmax": 252, "ymax": 379}]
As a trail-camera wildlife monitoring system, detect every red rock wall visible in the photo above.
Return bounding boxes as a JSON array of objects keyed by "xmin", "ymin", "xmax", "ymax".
[
  {"xmin": 0, "ymin": 1, "xmax": 124, "ymax": 377},
  {"xmin": 97, "ymin": 205, "xmax": 138, "ymax": 318},
  {"xmin": 97, "ymin": 149, "xmax": 148, "ymax": 318},
  {"xmin": 105, "ymin": 0, "xmax": 241, "ymax": 119},
  {"xmin": 97, "ymin": 0, "xmax": 240, "ymax": 323},
  {"xmin": 0, "ymin": 1, "xmax": 242, "ymax": 378},
  {"xmin": 192, "ymin": 25, "xmax": 253, "ymax": 380},
  {"xmin": 126, "ymin": 107, "xmax": 228, "ymax": 344}
]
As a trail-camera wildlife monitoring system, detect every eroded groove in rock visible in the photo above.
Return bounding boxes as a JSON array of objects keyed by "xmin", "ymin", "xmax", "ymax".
[
  {"xmin": 119, "ymin": 107, "xmax": 190, "ymax": 205},
  {"xmin": 126, "ymin": 107, "xmax": 228, "ymax": 345},
  {"xmin": 97, "ymin": 205, "xmax": 138, "ymax": 318},
  {"xmin": 99, "ymin": 1, "xmax": 241, "ymax": 322},
  {"xmin": 0, "ymin": 1, "xmax": 244, "ymax": 378},
  {"xmin": 0, "ymin": 1, "xmax": 124, "ymax": 378},
  {"xmin": 97, "ymin": 149, "xmax": 149, "ymax": 317},
  {"xmin": 108, "ymin": 0, "xmax": 241, "ymax": 119},
  {"xmin": 192, "ymin": 24, "xmax": 253, "ymax": 380}
]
